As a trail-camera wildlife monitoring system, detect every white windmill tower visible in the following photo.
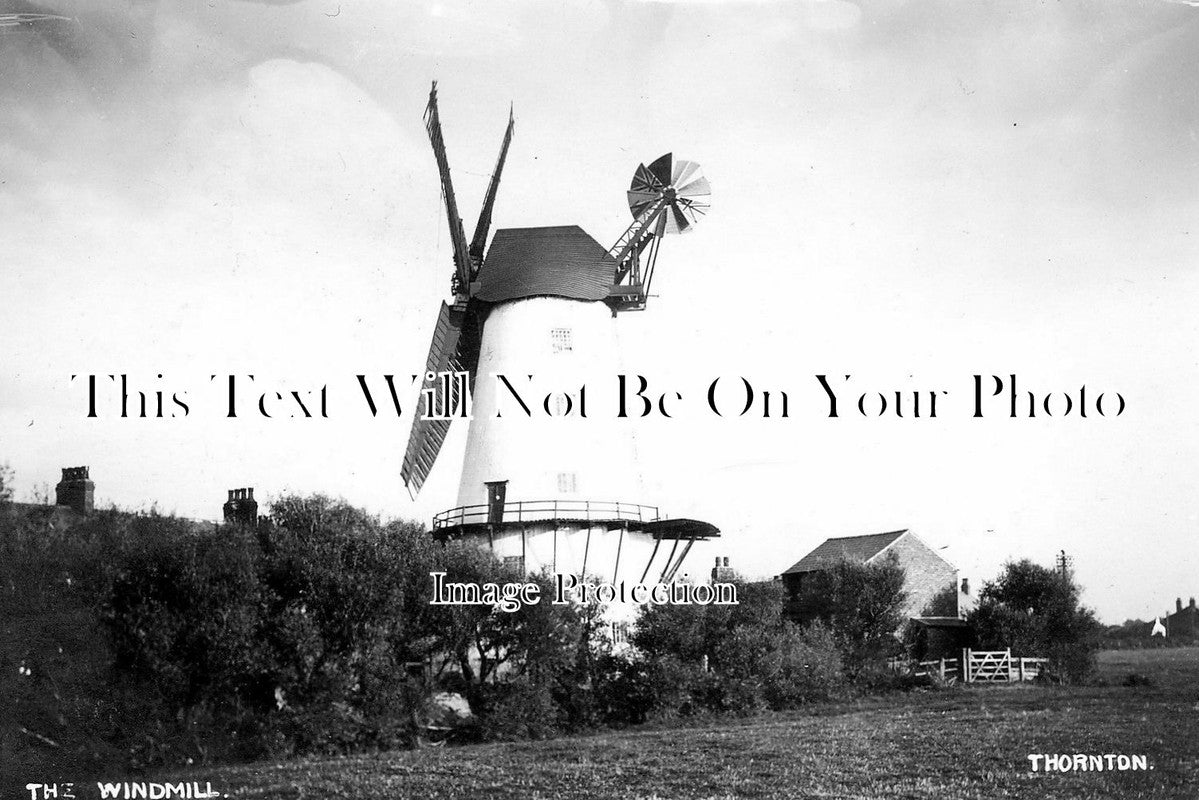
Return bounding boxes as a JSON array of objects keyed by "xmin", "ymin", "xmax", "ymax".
[{"xmin": 402, "ymin": 83, "xmax": 718, "ymax": 601}]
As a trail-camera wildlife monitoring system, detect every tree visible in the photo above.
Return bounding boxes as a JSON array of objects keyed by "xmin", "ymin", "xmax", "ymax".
[
  {"xmin": 784, "ymin": 553, "xmax": 908, "ymax": 676},
  {"xmin": 428, "ymin": 547, "xmax": 584, "ymax": 687},
  {"xmin": 920, "ymin": 583, "xmax": 959, "ymax": 616},
  {"xmin": 630, "ymin": 577, "xmax": 843, "ymax": 715},
  {"xmin": 633, "ymin": 577, "xmax": 787, "ymax": 669},
  {"xmin": 267, "ymin": 493, "xmax": 380, "ymax": 540},
  {"xmin": 967, "ymin": 559, "xmax": 1102, "ymax": 683},
  {"xmin": 0, "ymin": 462, "xmax": 13, "ymax": 507}
]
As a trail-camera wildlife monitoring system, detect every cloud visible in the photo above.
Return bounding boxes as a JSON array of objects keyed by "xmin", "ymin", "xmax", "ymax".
[
  {"xmin": 627, "ymin": 0, "xmax": 861, "ymax": 30},
  {"xmin": 1, "ymin": 0, "xmax": 1197, "ymax": 622}
]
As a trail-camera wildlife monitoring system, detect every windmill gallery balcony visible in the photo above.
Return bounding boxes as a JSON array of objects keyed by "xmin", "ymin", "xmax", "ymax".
[{"xmin": 431, "ymin": 499, "xmax": 718, "ymax": 542}]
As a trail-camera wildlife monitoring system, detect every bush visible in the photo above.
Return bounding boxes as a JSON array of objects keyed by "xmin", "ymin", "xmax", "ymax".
[
  {"xmin": 627, "ymin": 577, "xmax": 845, "ymax": 719},
  {"xmin": 785, "ymin": 553, "xmax": 908, "ymax": 678},
  {"xmin": 592, "ymin": 652, "xmax": 657, "ymax": 725},
  {"xmin": 3, "ymin": 492, "xmax": 601, "ymax": 773},
  {"xmin": 1, "ymin": 507, "xmax": 134, "ymax": 781},
  {"xmin": 712, "ymin": 622, "xmax": 843, "ymax": 712},
  {"xmin": 471, "ymin": 679, "xmax": 562, "ymax": 741},
  {"xmin": 968, "ymin": 559, "xmax": 1102, "ymax": 684},
  {"xmin": 765, "ymin": 623, "xmax": 844, "ymax": 707}
]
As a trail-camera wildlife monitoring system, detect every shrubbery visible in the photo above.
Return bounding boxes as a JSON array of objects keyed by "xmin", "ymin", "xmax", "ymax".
[
  {"xmin": 967, "ymin": 559, "xmax": 1102, "ymax": 684},
  {"xmin": 624, "ymin": 578, "xmax": 844, "ymax": 718},
  {"xmin": 0, "ymin": 496, "xmax": 600, "ymax": 778},
  {"xmin": 783, "ymin": 553, "xmax": 908, "ymax": 676},
  {"xmin": 3, "ymin": 490, "xmax": 925, "ymax": 779}
]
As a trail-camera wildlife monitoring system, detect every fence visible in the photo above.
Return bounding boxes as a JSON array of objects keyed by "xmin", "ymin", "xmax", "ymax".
[
  {"xmin": 890, "ymin": 649, "xmax": 1047, "ymax": 684},
  {"xmin": 433, "ymin": 499, "xmax": 660, "ymax": 530},
  {"xmin": 913, "ymin": 656, "xmax": 961, "ymax": 683},
  {"xmin": 962, "ymin": 649, "xmax": 1048, "ymax": 683}
]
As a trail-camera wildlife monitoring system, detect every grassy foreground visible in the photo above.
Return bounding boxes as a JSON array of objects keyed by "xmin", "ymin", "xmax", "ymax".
[{"xmin": 176, "ymin": 648, "xmax": 1199, "ymax": 799}]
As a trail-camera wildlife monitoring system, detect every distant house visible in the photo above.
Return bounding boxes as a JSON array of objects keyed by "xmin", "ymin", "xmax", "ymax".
[
  {"xmin": 1166, "ymin": 597, "xmax": 1199, "ymax": 640},
  {"xmin": 781, "ymin": 529, "xmax": 961, "ymax": 621}
]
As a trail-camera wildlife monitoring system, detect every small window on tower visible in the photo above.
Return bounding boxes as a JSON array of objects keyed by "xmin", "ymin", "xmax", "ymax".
[
  {"xmin": 550, "ymin": 328, "xmax": 573, "ymax": 353},
  {"xmin": 557, "ymin": 472, "xmax": 577, "ymax": 493}
]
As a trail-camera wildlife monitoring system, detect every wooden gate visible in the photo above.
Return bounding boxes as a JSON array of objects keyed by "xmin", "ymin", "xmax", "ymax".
[
  {"xmin": 892, "ymin": 650, "xmax": 1047, "ymax": 683},
  {"xmin": 964, "ymin": 648, "xmax": 1010, "ymax": 682},
  {"xmin": 961, "ymin": 649, "xmax": 1048, "ymax": 682}
]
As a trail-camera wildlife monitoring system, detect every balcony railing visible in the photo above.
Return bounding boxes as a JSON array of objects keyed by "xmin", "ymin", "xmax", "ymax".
[{"xmin": 433, "ymin": 499, "xmax": 660, "ymax": 531}]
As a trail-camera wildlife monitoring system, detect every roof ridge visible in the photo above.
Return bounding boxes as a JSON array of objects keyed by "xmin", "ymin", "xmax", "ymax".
[
  {"xmin": 493, "ymin": 224, "xmax": 585, "ymax": 233},
  {"xmin": 781, "ymin": 529, "xmax": 910, "ymax": 576},
  {"xmin": 823, "ymin": 529, "xmax": 908, "ymax": 541}
]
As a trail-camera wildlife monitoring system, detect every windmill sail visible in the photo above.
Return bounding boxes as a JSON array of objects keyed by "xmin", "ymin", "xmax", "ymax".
[
  {"xmin": 400, "ymin": 302, "xmax": 466, "ymax": 496},
  {"xmin": 424, "ymin": 83, "xmax": 474, "ymax": 301},
  {"xmin": 469, "ymin": 106, "xmax": 515, "ymax": 270},
  {"xmin": 404, "ymin": 84, "xmax": 514, "ymax": 497}
]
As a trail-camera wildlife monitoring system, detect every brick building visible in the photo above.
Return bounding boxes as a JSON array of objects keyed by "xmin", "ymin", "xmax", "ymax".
[
  {"xmin": 1166, "ymin": 597, "xmax": 1199, "ymax": 640},
  {"xmin": 781, "ymin": 529, "xmax": 961, "ymax": 621}
]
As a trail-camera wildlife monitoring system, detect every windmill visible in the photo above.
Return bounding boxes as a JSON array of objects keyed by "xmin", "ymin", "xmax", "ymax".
[{"xmin": 402, "ymin": 83, "xmax": 717, "ymax": 599}]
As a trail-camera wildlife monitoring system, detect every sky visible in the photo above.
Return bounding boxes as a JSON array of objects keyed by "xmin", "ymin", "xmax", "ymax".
[{"xmin": 2, "ymin": 0, "xmax": 1197, "ymax": 623}]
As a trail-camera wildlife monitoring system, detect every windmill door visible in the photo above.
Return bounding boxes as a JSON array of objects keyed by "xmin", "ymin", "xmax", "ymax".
[{"xmin": 486, "ymin": 481, "xmax": 508, "ymax": 524}]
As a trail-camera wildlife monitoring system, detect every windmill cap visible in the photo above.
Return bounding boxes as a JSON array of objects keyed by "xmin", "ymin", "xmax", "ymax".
[{"xmin": 474, "ymin": 225, "xmax": 617, "ymax": 304}]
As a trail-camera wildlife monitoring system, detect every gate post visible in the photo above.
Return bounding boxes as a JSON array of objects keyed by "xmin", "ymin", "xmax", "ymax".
[
  {"xmin": 939, "ymin": 658, "xmax": 946, "ymax": 680},
  {"xmin": 962, "ymin": 648, "xmax": 970, "ymax": 683}
]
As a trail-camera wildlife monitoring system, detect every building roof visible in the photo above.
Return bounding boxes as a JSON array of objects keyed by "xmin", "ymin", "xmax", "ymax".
[
  {"xmin": 782, "ymin": 529, "xmax": 908, "ymax": 575},
  {"xmin": 475, "ymin": 225, "xmax": 617, "ymax": 304}
]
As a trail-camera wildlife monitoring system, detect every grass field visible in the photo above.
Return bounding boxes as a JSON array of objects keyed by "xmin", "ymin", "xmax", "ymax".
[{"xmin": 181, "ymin": 648, "xmax": 1199, "ymax": 799}]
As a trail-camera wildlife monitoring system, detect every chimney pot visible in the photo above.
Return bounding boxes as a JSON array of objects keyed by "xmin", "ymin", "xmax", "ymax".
[
  {"xmin": 223, "ymin": 484, "xmax": 258, "ymax": 527},
  {"xmin": 55, "ymin": 465, "xmax": 95, "ymax": 514}
]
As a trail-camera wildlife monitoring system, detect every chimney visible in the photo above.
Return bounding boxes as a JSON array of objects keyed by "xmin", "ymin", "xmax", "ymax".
[
  {"xmin": 1191, "ymin": 597, "xmax": 1196, "ymax": 610},
  {"xmin": 1177, "ymin": 598, "xmax": 1183, "ymax": 613},
  {"xmin": 223, "ymin": 487, "xmax": 258, "ymax": 527},
  {"xmin": 55, "ymin": 466, "xmax": 94, "ymax": 514},
  {"xmin": 711, "ymin": 556, "xmax": 735, "ymax": 583},
  {"xmin": 961, "ymin": 577, "xmax": 971, "ymax": 596}
]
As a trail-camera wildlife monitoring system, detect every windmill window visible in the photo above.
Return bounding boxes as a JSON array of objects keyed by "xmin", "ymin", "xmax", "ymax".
[
  {"xmin": 550, "ymin": 328, "xmax": 573, "ymax": 353},
  {"xmin": 557, "ymin": 472, "xmax": 577, "ymax": 493}
]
